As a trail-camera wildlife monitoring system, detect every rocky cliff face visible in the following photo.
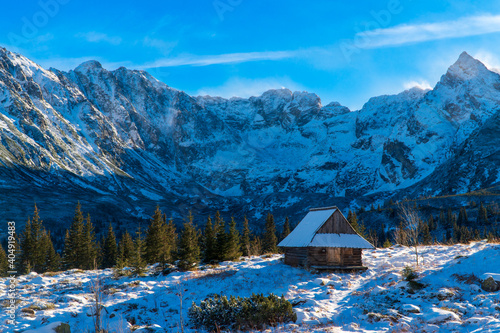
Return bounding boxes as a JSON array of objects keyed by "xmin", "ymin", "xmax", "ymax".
[{"xmin": 0, "ymin": 48, "xmax": 498, "ymax": 224}]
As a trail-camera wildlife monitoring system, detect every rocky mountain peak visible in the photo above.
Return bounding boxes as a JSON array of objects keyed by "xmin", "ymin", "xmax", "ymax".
[
  {"xmin": 74, "ymin": 60, "xmax": 104, "ymax": 73},
  {"xmin": 445, "ymin": 51, "xmax": 491, "ymax": 82},
  {"xmin": 0, "ymin": 48, "xmax": 499, "ymax": 224}
]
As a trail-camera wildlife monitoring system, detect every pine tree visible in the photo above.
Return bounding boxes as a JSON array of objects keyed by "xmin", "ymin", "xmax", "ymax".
[
  {"xmin": 215, "ymin": 211, "xmax": 229, "ymax": 261},
  {"xmin": 19, "ymin": 205, "xmax": 52, "ymax": 273},
  {"xmin": 0, "ymin": 245, "xmax": 8, "ymax": 277},
  {"xmin": 164, "ymin": 217, "xmax": 177, "ymax": 264},
  {"xmin": 428, "ymin": 215, "xmax": 436, "ymax": 231},
  {"xmin": 262, "ymin": 213, "xmax": 278, "ymax": 254},
  {"xmin": 42, "ymin": 232, "xmax": 60, "ymax": 272},
  {"xmin": 225, "ymin": 217, "xmax": 241, "ymax": 261},
  {"xmin": 145, "ymin": 206, "xmax": 168, "ymax": 265},
  {"xmin": 478, "ymin": 202, "xmax": 489, "ymax": 225},
  {"xmin": 358, "ymin": 221, "xmax": 367, "ymax": 238},
  {"xmin": 452, "ymin": 223, "xmax": 460, "ymax": 243},
  {"xmin": 82, "ymin": 213, "xmax": 97, "ymax": 270},
  {"xmin": 474, "ymin": 229, "xmax": 481, "ymax": 241},
  {"xmin": 347, "ymin": 210, "xmax": 360, "ymax": 233},
  {"xmin": 439, "ymin": 210, "xmax": 446, "ymax": 228},
  {"xmin": 446, "ymin": 208, "xmax": 456, "ymax": 228},
  {"xmin": 457, "ymin": 207, "xmax": 469, "ymax": 226},
  {"xmin": 281, "ymin": 217, "xmax": 291, "ymax": 241},
  {"xmin": 64, "ymin": 202, "xmax": 85, "ymax": 269},
  {"xmin": 102, "ymin": 224, "xmax": 117, "ymax": 268},
  {"xmin": 203, "ymin": 216, "xmax": 217, "ymax": 263},
  {"xmin": 132, "ymin": 227, "xmax": 147, "ymax": 275},
  {"xmin": 382, "ymin": 238, "xmax": 392, "ymax": 248},
  {"xmin": 241, "ymin": 216, "xmax": 251, "ymax": 257},
  {"xmin": 19, "ymin": 217, "xmax": 34, "ymax": 274},
  {"xmin": 177, "ymin": 213, "xmax": 200, "ymax": 270},
  {"xmin": 421, "ymin": 222, "xmax": 432, "ymax": 245},
  {"xmin": 117, "ymin": 230, "xmax": 135, "ymax": 268},
  {"xmin": 250, "ymin": 235, "xmax": 262, "ymax": 256},
  {"xmin": 32, "ymin": 205, "xmax": 48, "ymax": 270}
]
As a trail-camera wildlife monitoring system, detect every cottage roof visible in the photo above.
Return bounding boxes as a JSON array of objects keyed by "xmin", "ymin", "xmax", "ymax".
[
  {"xmin": 278, "ymin": 206, "xmax": 374, "ymax": 249},
  {"xmin": 309, "ymin": 234, "xmax": 374, "ymax": 248}
]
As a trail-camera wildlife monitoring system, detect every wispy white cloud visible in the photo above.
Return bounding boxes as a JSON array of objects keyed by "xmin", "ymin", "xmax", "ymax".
[
  {"xmin": 474, "ymin": 50, "xmax": 500, "ymax": 73},
  {"xmin": 403, "ymin": 80, "xmax": 432, "ymax": 91},
  {"xmin": 195, "ymin": 77, "xmax": 306, "ymax": 99},
  {"xmin": 76, "ymin": 32, "xmax": 122, "ymax": 45},
  {"xmin": 357, "ymin": 14, "xmax": 500, "ymax": 49},
  {"xmin": 139, "ymin": 50, "xmax": 300, "ymax": 68},
  {"xmin": 142, "ymin": 37, "xmax": 177, "ymax": 55}
]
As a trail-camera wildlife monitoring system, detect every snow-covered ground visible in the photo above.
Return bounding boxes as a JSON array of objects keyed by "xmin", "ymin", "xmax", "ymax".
[{"xmin": 1, "ymin": 241, "xmax": 500, "ymax": 332}]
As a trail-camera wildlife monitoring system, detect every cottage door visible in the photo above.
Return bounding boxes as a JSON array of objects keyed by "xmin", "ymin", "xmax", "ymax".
[{"xmin": 326, "ymin": 248, "xmax": 341, "ymax": 266}]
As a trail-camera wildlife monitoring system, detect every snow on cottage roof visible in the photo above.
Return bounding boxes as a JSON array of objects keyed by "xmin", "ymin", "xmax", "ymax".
[
  {"xmin": 278, "ymin": 206, "xmax": 374, "ymax": 249},
  {"xmin": 310, "ymin": 234, "xmax": 374, "ymax": 248},
  {"xmin": 278, "ymin": 207, "xmax": 337, "ymax": 247}
]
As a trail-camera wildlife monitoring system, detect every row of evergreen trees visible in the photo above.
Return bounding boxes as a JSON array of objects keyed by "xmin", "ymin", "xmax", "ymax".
[
  {"xmin": 1, "ymin": 201, "xmax": 497, "ymax": 276},
  {"xmin": 0, "ymin": 204, "xmax": 293, "ymax": 276},
  {"xmin": 349, "ymin": 201, "xmax": 499, "ymax": 248}
]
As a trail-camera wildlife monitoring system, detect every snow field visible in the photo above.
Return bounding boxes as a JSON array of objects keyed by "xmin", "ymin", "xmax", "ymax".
[{"xmin": 1, "ymin": 241, "xmax": 499, "ymax": 332}]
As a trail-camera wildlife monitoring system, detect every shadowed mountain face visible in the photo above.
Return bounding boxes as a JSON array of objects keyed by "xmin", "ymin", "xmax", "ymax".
[{"xmin": 0, "ymin": 48, "xmax": 499, "ymax": 224}]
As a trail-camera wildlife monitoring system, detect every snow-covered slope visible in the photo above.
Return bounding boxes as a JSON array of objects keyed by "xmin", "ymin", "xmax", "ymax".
[
  {"xmin": 1, "ymin": 242, "xmax": 499, "ymax": 332},
  {"xmin": 0, "ymin": 47, "xmax": 499, "ymax": 223}
]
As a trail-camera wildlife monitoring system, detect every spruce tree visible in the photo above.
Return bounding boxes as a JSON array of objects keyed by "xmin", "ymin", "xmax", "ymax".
[
  {"xmin": 19, "ymin": 217, "xmax": 34, "ymax": 274},
  {"xmin": 225, "ymin": 217, "xmax": 241, "ymax": 261},
  {"xmin": 31, "ymin": 205, "xmax": 47, "ymax": 271},
  {"xmin": 347, "ymin": 210, "xmax": 360, "ymax": 234},
  {"xmin": 102, "ymin": 224, "xmax": 118, "ymax": 268},
  {"xmin": 262, "ymin": 213, "xmax": 278, "ymax": 254},
  {"xmin": 177, "ymin": 214, "xmax": 200, "ymax": 270},
  {"xmin": 215, "ymin": 211, "xmax": 229, "ymax": 261},
  {"xmin": 63, "ymin": 229, "xmax": 72, "ymax": 269},
  {"xmin": 478, "ymin": 202, "xmax": 489, "ymax": 225},
  {"xmin": 117, "ymin": 230, "xmax": 135, "ymax": 268},
  {"xmin": 382, "ymin": 238, "xmax": 392, "ymax": 248},
  {"xmin": 164, "ymin": 217, "xmax": 177, "ymax": 264},
  {"xmin": 250, "ymin": 235, "xmax": 262, "ymax": 256},
  {"xmin": 446, "ymin": 208, "xmax": 456, "ymax": 228},
  {"xmin": 19, "ymin": 205, "xmax": 52, "ymax": 273},
  {"xmin": 358, "ymin": 221, "xmax": 367, "ymax": 238},
  {"xmin": 428, "ymin": 215, "xmax": 436, "ymax": 231},
  {"xmin": 132, "ymin": 227, "xmax": 147, "ymax": 275},
  {"xmin": 64, "ymin": 202, "xmax": 85, "ymax": 269},
  {"xmin": 281, "ymin": 217, "xmax": 291, "ymax": 241},
  {"xmin": 457, "ymin": 207, "xmax": 469, "ymax": 226},
  {"xmin": 421, "ymin": 222, "xmax": 432, "ymax": 245},
  {"xmin": 474, "ymin": 229, "xmax": 481, "ymax": 241},
  {"xmin": 203, "ymin": 216, "xmax": 217, "ymax": 263},
  {"xmin": 241, "ymin": 216, "xmax": 251, "ymax": 257},
  {"xmin": 439, "ymin": 210, "xmax": 446, "ymax": 228},
  {"xmin": 42, "ymin": 232, "xmax": 60, "ymax": 272},
  {"xmin": 145, "ymin": 206, "xmax": 168, "ymax": 265},
  {"xmin": 82, "ymin": 213, "xmax": 97, "ymax": 270}
]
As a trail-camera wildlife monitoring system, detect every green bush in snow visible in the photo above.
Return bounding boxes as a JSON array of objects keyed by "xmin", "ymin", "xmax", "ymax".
[{"xmin": 188, "ymin": 293, "xmax": 296, "ymax": 331}]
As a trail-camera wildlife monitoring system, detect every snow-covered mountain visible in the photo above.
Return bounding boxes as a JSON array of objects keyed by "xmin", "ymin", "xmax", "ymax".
[{"xmin": 0, "ymin": 48, "xmax": 499, "ymax": 223}]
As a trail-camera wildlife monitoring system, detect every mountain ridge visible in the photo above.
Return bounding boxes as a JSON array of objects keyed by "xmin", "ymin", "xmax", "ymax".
[{"xmin": 0, "ymin": 47, "xmax": 498, "ymax": 225}]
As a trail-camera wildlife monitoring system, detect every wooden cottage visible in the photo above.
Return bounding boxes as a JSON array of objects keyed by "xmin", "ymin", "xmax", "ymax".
[{"xmin": 278, "ymin": 206, "xmax": 374, "ymax": 271}]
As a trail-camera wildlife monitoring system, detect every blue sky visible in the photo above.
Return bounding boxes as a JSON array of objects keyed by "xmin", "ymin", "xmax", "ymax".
[{"xmin": 2, "ymin": 0, "xmax": 500, "ymax": 110}]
